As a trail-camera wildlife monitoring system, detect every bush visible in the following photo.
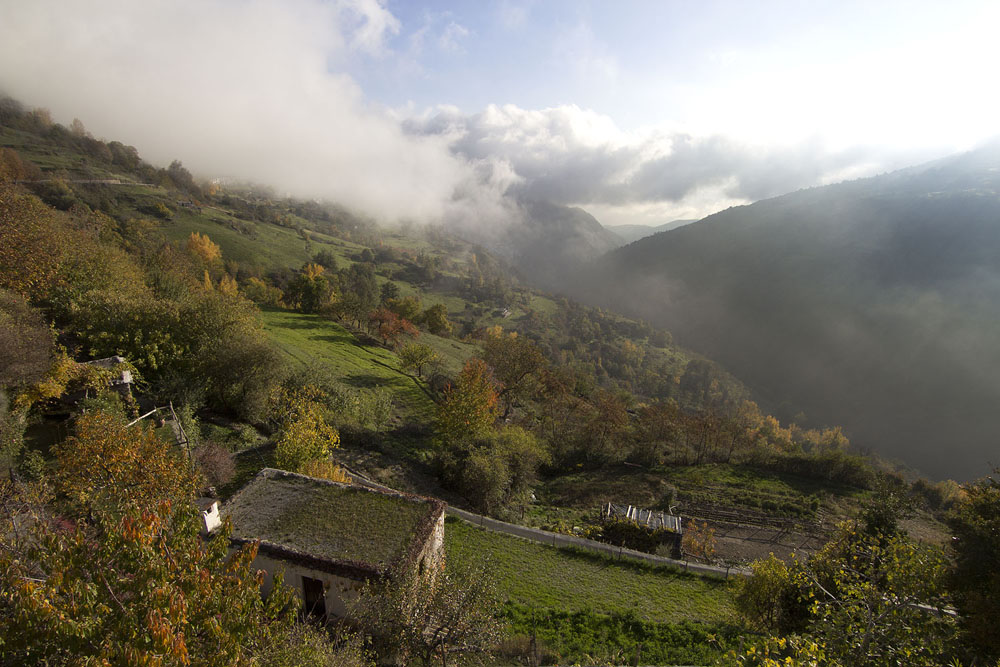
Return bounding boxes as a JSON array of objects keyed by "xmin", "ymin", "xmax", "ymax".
[
  {"xmin": 193, "ymin": 442, "xmax": 235, "ymax": 487},
  {"xmin": 18, "ymin": 449, "xmax": 46, "ymax": 482},
  {"xmin": 733, "ymin": 553, "xmax": 808, "ymax": 634},
  {"xmin": 598, "ymin": 517, "xmax": 677, "ymax": 555}
]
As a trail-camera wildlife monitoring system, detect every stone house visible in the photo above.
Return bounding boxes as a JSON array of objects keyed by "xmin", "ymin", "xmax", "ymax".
[{"xmin": 218, "ymin": 468, "xmax": 446, "ymax": 620}]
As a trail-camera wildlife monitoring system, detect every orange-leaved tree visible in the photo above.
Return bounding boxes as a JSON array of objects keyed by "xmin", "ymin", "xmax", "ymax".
[
  {"xmin": 435, "ymin": 358, "xmax": 500, "ymax": 446},
  {"xmin": 55, "ymin": 410, "xmax": 197, "ymax": 516}
]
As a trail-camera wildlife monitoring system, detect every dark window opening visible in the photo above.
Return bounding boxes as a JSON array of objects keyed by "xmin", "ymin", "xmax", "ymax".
[{"xmin": 302, "ymin": 576, "xmax": 327, "ymax": 620}]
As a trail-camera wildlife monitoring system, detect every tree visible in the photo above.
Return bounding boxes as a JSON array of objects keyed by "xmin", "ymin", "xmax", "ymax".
[
  {"xmin": 312, "ymin": 248, "xmax": 338, "ymax": 270},
  {"xmin": 435, "ymin": 359, "xmax": 500, "ymax": 446},
  {"xmin": 379, "ymin": 280, "xmax": 400, "ymax": 304},
  {"xmin": 452, "ymin": 426, "xmax": 549, "ymax": 516},
  {"xmin": 681, "ymin": 520, "xmax": 716, "ymax": 562},
  {"xmin": 286, "ymin": 263, "xmax": 333, "ymax": 314},
  {"xmin": 185, "ymin": 231, "xmax": 222, "ymax": 264},
  {"xmin": 369, "ymin": 307, "xmax": 419, "ymax": 347},
  {"xmin": 0, "ymin": 147, "xmax": 42, "ymax": 183},
  {"xmin": 341, "ymin": 262, "xmax": 379, "ymax": 318},
  {"xmin": 733, "ymin": 554, "xmax": 808, "ymax": 634},
  {"xmin": 0, "ymin": 185, "xmax": 68, "ymax": 298},
  {"xmin": 804, "ymin": 523, "xmax": 956, "ymax": 666},
  {"xmin": 480, "ymin": 330, "xmax": 545, "ymax": 418},
  {"xmin": 386, "ymin": 295, "xmax": 423, "ymax": 323},
  {"xmin": 0, "ymin": 487, "xmax": 356, "ymax": 666},
  {"xmin": 242, "ymin": 276, "xmax": 284, "ymax": 307},
  {"xmin": 398, "ymin": 343, "xmax": 439, "ymax": 378},
  {"xmin": 948, "ymin": 469, "xmax": 1000, "ymax": 660},
  {"xmin": 422, "ymin": 303, "xmax": 452, "ymax": 336},
  {"xmin": 274, "ymin": 386, "xmax": 341, "ymax": 473},
  {"xmin": 55, "ymin": 411, "xmax": 198, "ymax": 516},
  {"xmin": 354, "ymin": 558, "xmax": 502, "ymax": 666},
  {"xmin": 735, "ymin": 522, "xmax": 960, "ymax": 667},
  {"xmin": 0, "ymin": 290, "xmax": 54, "ymax": 391}
]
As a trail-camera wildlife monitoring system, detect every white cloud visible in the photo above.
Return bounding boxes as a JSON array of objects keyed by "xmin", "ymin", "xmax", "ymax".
[
  {"xmin": 0, "ymin": 0, "xmax": 471, "ymax": 222},
  {"xmin": 438, "ymin": 21, "xmax": 471, "ymax": 53},
  {"xmin": 406, "ymin": 102, "xmax": 930, "ymax": 222}
]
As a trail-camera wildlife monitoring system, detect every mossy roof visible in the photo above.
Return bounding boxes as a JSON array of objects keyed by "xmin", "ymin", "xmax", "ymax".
[{"xmin": 223, "ymin": 469, "xmax": 441, "ymax": 569}]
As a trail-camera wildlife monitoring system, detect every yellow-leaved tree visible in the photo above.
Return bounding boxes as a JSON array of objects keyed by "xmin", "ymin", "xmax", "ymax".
[
  {"xmin": 186, "ymin": 231, "xmax": 222, "ymax": 264},
  {"xmin": 274, "ymin": 385, "xmax": 347, "ymax": 482}
]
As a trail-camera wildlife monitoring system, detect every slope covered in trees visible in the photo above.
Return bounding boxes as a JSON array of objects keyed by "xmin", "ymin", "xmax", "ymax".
[{"xmin": 567, "ymin": 144, "xmax": 1000, "ymax": 480}]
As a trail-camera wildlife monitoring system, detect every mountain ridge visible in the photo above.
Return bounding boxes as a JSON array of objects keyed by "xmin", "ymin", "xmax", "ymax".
[{"xmin": 559, "ymin": 143, "xmax": 1000, "ymax": 480}]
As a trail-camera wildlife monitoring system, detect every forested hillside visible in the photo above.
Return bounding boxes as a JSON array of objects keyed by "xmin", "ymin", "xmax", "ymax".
[{"xmin": 567, "ymin": 145, "xmax": 1000, "ymax": 481}]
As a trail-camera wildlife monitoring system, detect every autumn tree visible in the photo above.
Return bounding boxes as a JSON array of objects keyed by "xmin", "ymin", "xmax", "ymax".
[
  {"xmin": 434, "ymin": 359, "xmax": 500, "ymax": 446},
  {"xmin": 681, "ymin": 519, "xmax": 717, "ymax": 561},
  {"xmin": 274, "ymin": 386, "xmax": 342, "ymax": 474},
  {"xmin": 386, "ymin": 294, "xmax": 423, "ymax": 323},
  {"xmin": 0, "ymin": 291, "xmax": 54, "ymax": 468},
  {"xmin": 0, "ymin": 147, "xmax": 42, "ymax": 183},
  {"xmin": 480, "ymin": 329, "xmax": 546, "ymax": 418},
  {"xmin": 0, "ymin": 185, "xmax": 68, "ymax": 298},
  {"xmin": 242, "ymin": 276, "xmax": 285, "ymax": 306},
  {"xmin": 55, "ymin": 411, "xmax": 198, "ymax": 516},
  {"xmin": 804, "ymin": 523, "xmax": 956, "ymax": 666},
  {"xmin": 448, "ymin": 426, "xmax": 549, "ymax": 516},
  {"xmin": 369, "ymin": 307, "xmax": 419, "ymax": 347},
  {"xmin": 398, "ymin": 343, "xmax": 439, "ymax": 378},
  {"xmin": 186, "ymin": 231, "xmax": 222, "ymax": 264},
  {"xmin": 734, "ymin": 522, "xmax": 959, "ymax": 667},
  {"xmin": 0, "ymin": 487, "xmax": 357, "ymax": 665},
  {"xmin": 733, "ymin": 554, "xmax": 808, "ymax": 634},
  {"xmin": 286, "ymin": 263, "xmax": 333, "ymax": 313}
]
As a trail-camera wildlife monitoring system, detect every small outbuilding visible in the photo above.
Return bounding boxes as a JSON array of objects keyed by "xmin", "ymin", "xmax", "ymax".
[{"xmin": 220, "ymin": 468, "xmax": 446, "ymax": 620}]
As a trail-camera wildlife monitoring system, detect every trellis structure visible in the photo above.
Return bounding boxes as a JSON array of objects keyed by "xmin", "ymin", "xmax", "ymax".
[{"xmin": 603, "ymin": 503, "xmax": 684, "ymax": 534}]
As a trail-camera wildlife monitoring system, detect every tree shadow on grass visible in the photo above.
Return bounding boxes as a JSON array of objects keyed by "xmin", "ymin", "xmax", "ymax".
[{"xmin": 345, "ymin": 373, "xmax": 409, "ymax": 389}]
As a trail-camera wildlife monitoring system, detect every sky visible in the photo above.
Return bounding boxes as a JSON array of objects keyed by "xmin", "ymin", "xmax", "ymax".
[{"xmin": 1, "ymin": 0, "xmax": 999, "ymax": 227}]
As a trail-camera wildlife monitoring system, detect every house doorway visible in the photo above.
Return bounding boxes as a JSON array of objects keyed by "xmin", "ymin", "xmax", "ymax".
[{"xmin": 302, "ymin": 576, "xmax": 327, "ymax": 620}]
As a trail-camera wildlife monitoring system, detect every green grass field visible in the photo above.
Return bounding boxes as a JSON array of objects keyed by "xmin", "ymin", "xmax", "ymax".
[
  {"xmin": 260, "ymin": 308, "xmax": 437, "ymax": 422},
  {"xmin": 444, "ymin": 517, "xmax": 735, "ymax": 625}
]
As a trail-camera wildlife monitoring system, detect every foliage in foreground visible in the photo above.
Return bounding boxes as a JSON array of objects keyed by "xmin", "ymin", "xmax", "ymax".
[
  {"xmin": 947, "ymin": 469, "xmax": 1000, "ymax": 660},
  {"xmin": 731, "ymin": 521, "xmax": 956, "ymax": 666},
  {"xmin": 353, "ymin": 559, "xmax": 503, "ymax": 666},
  {"xmin": 0, "ymin": 409, "xmax": 364, "ymax": 666}
]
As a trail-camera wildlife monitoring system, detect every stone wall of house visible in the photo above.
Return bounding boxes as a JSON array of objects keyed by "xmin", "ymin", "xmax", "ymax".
[
  {"xmin": 414, "ymin": 511, "xmax": 446, "ymax": 578},
  {"xmin": 251, "ymin": 553, "xmax": 364, "ymax": 618}
]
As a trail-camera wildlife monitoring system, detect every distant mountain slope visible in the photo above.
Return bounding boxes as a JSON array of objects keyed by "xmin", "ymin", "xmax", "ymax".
[
  {"xmin": 453, "ymin": 199, "xmax": 622, "ymax": 287},
  {"xmin": 567, "ymin": 144, "xmax": 1000, "ymax": 480},
  {"xmin": 605, "ymin": 219, "xmax": 697, "ymax": 245}
]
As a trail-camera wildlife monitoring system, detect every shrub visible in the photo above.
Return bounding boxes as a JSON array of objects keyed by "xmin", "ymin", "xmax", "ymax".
[
  {"xmin": 193, "ymin": 441, "xmax": 235, "ymax": 487},
  {"xmin": 598, "ymin": 517, "xmax": 677, "ymax": 554}
]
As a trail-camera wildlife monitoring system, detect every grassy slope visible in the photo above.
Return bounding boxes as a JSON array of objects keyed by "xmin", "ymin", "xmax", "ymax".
[
  {"xmin": 260, "ymin": 308, "xmax": 436, "ymax": 422},
  {"xmin": 444, "ymin": 517, "xmax": 734, "ymax": 625}
]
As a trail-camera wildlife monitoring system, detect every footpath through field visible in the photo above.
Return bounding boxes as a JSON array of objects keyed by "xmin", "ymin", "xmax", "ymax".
[{"xmin": 340, "ymin": 466, "xmax": 750, "ymax": 580}]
